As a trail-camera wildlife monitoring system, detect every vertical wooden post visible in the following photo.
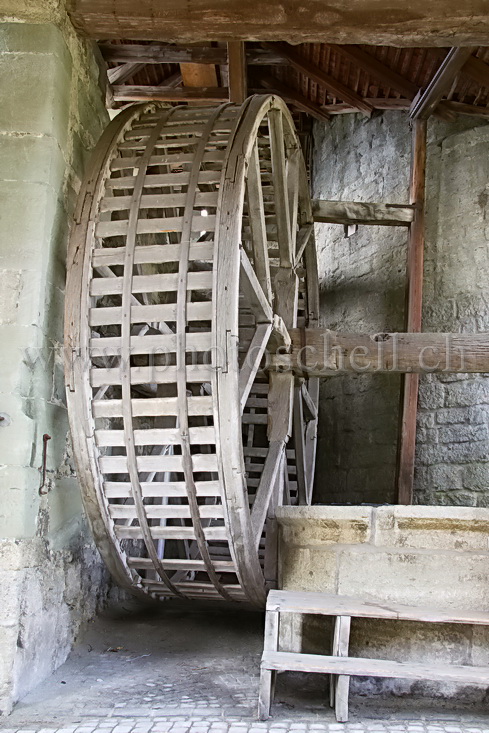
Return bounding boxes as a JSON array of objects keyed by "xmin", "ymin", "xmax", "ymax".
[
  {"xmin": 397, "ymin": 119, "xmax": 427, "ymax": 505},
  {"xmin": 227, "ymin": 42, "xmax": 247, "ymax": 103}
]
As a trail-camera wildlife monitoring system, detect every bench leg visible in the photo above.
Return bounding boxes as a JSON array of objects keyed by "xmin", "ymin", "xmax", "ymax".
[
  {"xmin": 258, "ymin": 608, "xmax": 280, "ymax": 719},
  {"xmin": 331, "ymin": 615, "xmax": 351, "ymax": 723},
  {"xmin": 258, "ymin": 667, "xmax": 275, "ymax": 720}
]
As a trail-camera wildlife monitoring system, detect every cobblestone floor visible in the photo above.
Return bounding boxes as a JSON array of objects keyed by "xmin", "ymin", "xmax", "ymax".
[{"xmin": 2, "ymin": 601, "xmax": 488, "ymax": 733}]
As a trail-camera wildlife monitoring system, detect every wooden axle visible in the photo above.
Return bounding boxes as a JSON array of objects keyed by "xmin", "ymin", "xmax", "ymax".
[{"xmin": 277, "ymin": 329, "xmax": 489, "ymax": 377}]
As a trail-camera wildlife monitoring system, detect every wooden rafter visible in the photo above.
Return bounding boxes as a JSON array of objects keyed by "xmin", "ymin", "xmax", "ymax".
[
  {"xmin": 270, "ymin": 42, "xmax": 374, "ymax": 118},
  {"xmin": 253, "ymin": 74, "xmax": 331, "ymax": 122},
  {"xmin": 99, "ymin": 43, "xmax": 228, "ymax": 65},
  {"xmin": 107, "ymin": 62, "xmax": 147, "ymax": 85},
  {"xmin": 326, "ymin": 45, "xmax": 419, "ymax": 100},
  {"xmin": 462, "ymin": 54, "xmax": 489, "ymax": 88},
  {"xmin": 409, "ymin": 47, "xmax": 476, "ymax": 120}
]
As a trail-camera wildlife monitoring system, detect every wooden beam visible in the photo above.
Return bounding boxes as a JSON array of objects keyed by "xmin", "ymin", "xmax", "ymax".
[
  {"xmin": 253, "ymin": 75, "xmax": 331, "ymax": 122},
  {"xmin": 409, "ymin": 47, "xmax": 476, "ymax": 120},
  {"xmin": 327, "ymin": 45, "xmax": 419, "ymax": 100},
  {"xmin": 323, "ymin": 99, "xmax": 412, "ymax": 114},
  {"xmin": 228, "ymin": 42, "xmax": 247, "ymax": 103},
  {"xmin": 112, "ymin": 86, "xmax": 228, "ymax": 102},
  {"xmin": 439, "ymin": 100, "xmax": 489, "ymax": 118},
  {"xmin": 279, "ymin": 329, "xmax": 489, "ymax": 376},
  {"xmin": 70, "ymin": 3, "xmax": 489, "ymax": 46},
  {"xmin": 270, "ymin": 43, "xmax": 374, "ymax": 118},
  {"xmin": 312, "ymin": 199, "xmax": 414, "ymax": 227},
  {"xmin": 107, "ymin": 62, "xmax": 147, "ymax": 85},
  {"xmin": 99, "ymin": 43, "xmax": 228, "ymax": 65},
  {"xmin": 397, "ymin": 119, "xmax": 427, "ymax": 506}
]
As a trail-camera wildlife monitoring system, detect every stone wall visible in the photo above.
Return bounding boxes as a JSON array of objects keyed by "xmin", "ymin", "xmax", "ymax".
[
  {"xmin": 0, "ymin": 1, "xmax": 110, "ymax": 715},
  {"xmin": 313, "ymin": 112, "xmax": 489, "ymax": 506},
  {"xmin": 277, "ymin": 505, "xmax": 489, "ymax": 700}
]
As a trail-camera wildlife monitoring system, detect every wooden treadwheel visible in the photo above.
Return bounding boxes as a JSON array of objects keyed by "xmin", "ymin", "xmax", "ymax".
[{"xmin": 65, "ymin": 95, "xmax": 319, "ymax": 607}]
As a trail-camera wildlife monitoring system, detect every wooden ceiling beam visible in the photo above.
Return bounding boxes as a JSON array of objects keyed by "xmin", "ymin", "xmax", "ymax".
[
  {"xmin": 253, "ymin": 74, "xmax": 331, "ymax": 123},
  {"xmin": 99, "ymin": 43, "xmax": 228, "ymax": 65},
  {"xmin": 326, "ymin": 45, "xmax": 419, "ymax": 100},
  {"xmin": 409, "ymin": 47, "xmax": 476, "ymax": 120},
  {"xmin": 69, "ymin": 2, "xmax": 489, "ymax": 46},
  {"xmin": 270, "ymin": 43, "xmax": 374, "ymax": 118}
]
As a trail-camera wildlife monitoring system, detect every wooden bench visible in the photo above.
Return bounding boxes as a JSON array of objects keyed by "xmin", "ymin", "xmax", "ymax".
[{"xmin": 258, "ymin": 589, "xmax": 489, "ymax": 722}]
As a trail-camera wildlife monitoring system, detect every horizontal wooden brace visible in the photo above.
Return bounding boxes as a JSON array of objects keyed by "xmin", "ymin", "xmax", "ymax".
[
  {"xmin": 281, "ymin": 329, "xmax": 489, "ymax": 377},
  {"xmin": 312, "ymin": 199, "xmax": 414, "ymax": 227}
]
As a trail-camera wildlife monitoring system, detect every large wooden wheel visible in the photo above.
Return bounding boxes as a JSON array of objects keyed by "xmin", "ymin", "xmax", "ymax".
[{"xmin": 65, "ymin": 95, "xmax": 319, "ymax": 607}]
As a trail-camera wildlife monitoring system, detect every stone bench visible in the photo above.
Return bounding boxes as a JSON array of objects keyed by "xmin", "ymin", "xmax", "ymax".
[{"xmin": 258, "ymin": 589, "xmax": 489, "ymax": 722}]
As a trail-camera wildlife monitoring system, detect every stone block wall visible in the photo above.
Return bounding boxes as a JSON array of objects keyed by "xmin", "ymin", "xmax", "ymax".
[
  {"xmin": 313, "ymin": 112, "xmax": 489, "ymax": 506},
  {"xmin": 0, "ymin": 1, "xmax": 110, "ymax": 715}
]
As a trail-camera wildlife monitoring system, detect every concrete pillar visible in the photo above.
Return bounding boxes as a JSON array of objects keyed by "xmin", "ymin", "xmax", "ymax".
[{"xmin": 0, "ymin": 1, "xmax": 109, "ymax": 714}]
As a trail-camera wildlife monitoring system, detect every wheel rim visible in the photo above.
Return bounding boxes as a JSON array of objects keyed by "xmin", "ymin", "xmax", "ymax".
[{"xmin": 65, "ymin": 95, "xmax": 319, "ymax": 607}]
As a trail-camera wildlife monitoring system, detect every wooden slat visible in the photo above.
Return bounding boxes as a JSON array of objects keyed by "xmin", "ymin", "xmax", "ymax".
[
  {"xmin": 90, "ymin": 301, "xmax": 212, "ymax": 327},
  {"xmin": 128, "ymin": 557, "xmax": 233, "ymax": 572},
  {"xmin": 91, "ymin": 363, "xmax": 212, "ymax": 388},
  {"xmin": 397, "ymin": 119, "xmax": 427, "ymax": 506},
  {"xmin": 92, "ymin": 243, "xmax": 214, "ymax": 268},
  {"xmin": 90, "ymin": 271, "xmax": 213, "ymax": 297},
  {"xmin": 95, "ymin": 214, "xmax": 214, "ymax": 237},
  {"xmin": 272, "ymin": 43, "xmax": 373, "ymax": 118},
  {"xmin": 99, "ymin": 452, "xmax": 218, "ymax": 474},
  {"xmin": 99, "ymin": 191, "xmax": 218, "ymax": 213},
  {"xmin": 104, "ymin": 480, "xmax": 220, "ymax": 498},
  {"xmin": 109, "ymin": 504, "xmax": 223, "ymax": 519},
  {"xmin": 262, "ymin": 651, "xmax": 489, "ymax": 686},
  {"xmin": 109, "ymin": 150, "xmax": 225, "ymax": 170},
  {"xmin": 92, "ymin": 395, "xmax": 213, "ymax": 418},
  {"xmin": 312, "ymin": 199, "xmax": 414, "ymax": 227},
  {"xmin": 409, "ymin": 48, "xmax": 476, "ymax": 120},
  {"xmin": 96, "ymin": 425, "xmax": 215, "ymax": 447},
  {"xmin": 90, "ymin": 331, "xmax": 211, "ymax": 355},
  {"xmin": 105, "ymin": 170, "xmax": 221, "ymax": 189}
]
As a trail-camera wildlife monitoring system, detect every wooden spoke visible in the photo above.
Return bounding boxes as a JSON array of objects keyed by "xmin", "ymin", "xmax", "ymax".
[
  {"xmin": 240, "ymin": 248, "xmax": 273, "ymax": 323},
  {"xmin": 239, "ymin": 322, "xmax": 273, "ymax": 413},
  {"xmin": 66, "ymin": 95, "xmax": 319, "ymax": 608},
  {"xmin": 246, "ymin": 141, "xmax": 273, "ymax": 303},
  {"xmin": 268, "ymin": 108, "xmax": 293, "ymax": 267}
]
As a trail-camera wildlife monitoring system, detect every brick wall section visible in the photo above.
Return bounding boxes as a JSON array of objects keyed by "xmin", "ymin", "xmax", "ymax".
[
  {"xmin": 312, "ymin": 113, "xmax": 489, "ymax": 506},
  {"xmin": 0, "ymin": 5, "xmax": 110, "ymax": 715}
]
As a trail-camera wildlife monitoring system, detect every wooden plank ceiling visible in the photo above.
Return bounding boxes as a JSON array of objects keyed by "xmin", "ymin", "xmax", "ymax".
[{"xmin": 100, "ymin": 41, "xmax": 489, "ymax": 122}]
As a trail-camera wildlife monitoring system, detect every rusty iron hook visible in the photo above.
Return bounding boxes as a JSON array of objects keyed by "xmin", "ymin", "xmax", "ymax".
[{"xmin": 39, "ymin": 433, "xmax": 52, "ymax": 496}]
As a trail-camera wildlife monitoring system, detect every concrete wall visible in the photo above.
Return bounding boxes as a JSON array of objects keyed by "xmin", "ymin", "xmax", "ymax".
[
  {"xmin": 277, "ymin": 505, "xmax": 489, "ymax": 700},
  {"xmin": 313, "ymin": 112, "xmax": 489, "ymax": 506},
  {"xmin": 0, "ymin": 1, "xmax": 110, "ymax": 715}
]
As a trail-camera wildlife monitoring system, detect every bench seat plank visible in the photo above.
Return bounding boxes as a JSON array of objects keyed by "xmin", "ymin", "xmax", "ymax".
[
  {"xmin": 262, "ymin": 650, "xmax": 489, "ymax": 686},
  {"xmin": 266, "ymin": 590, "xmax": 489, "ymax": 626}
]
